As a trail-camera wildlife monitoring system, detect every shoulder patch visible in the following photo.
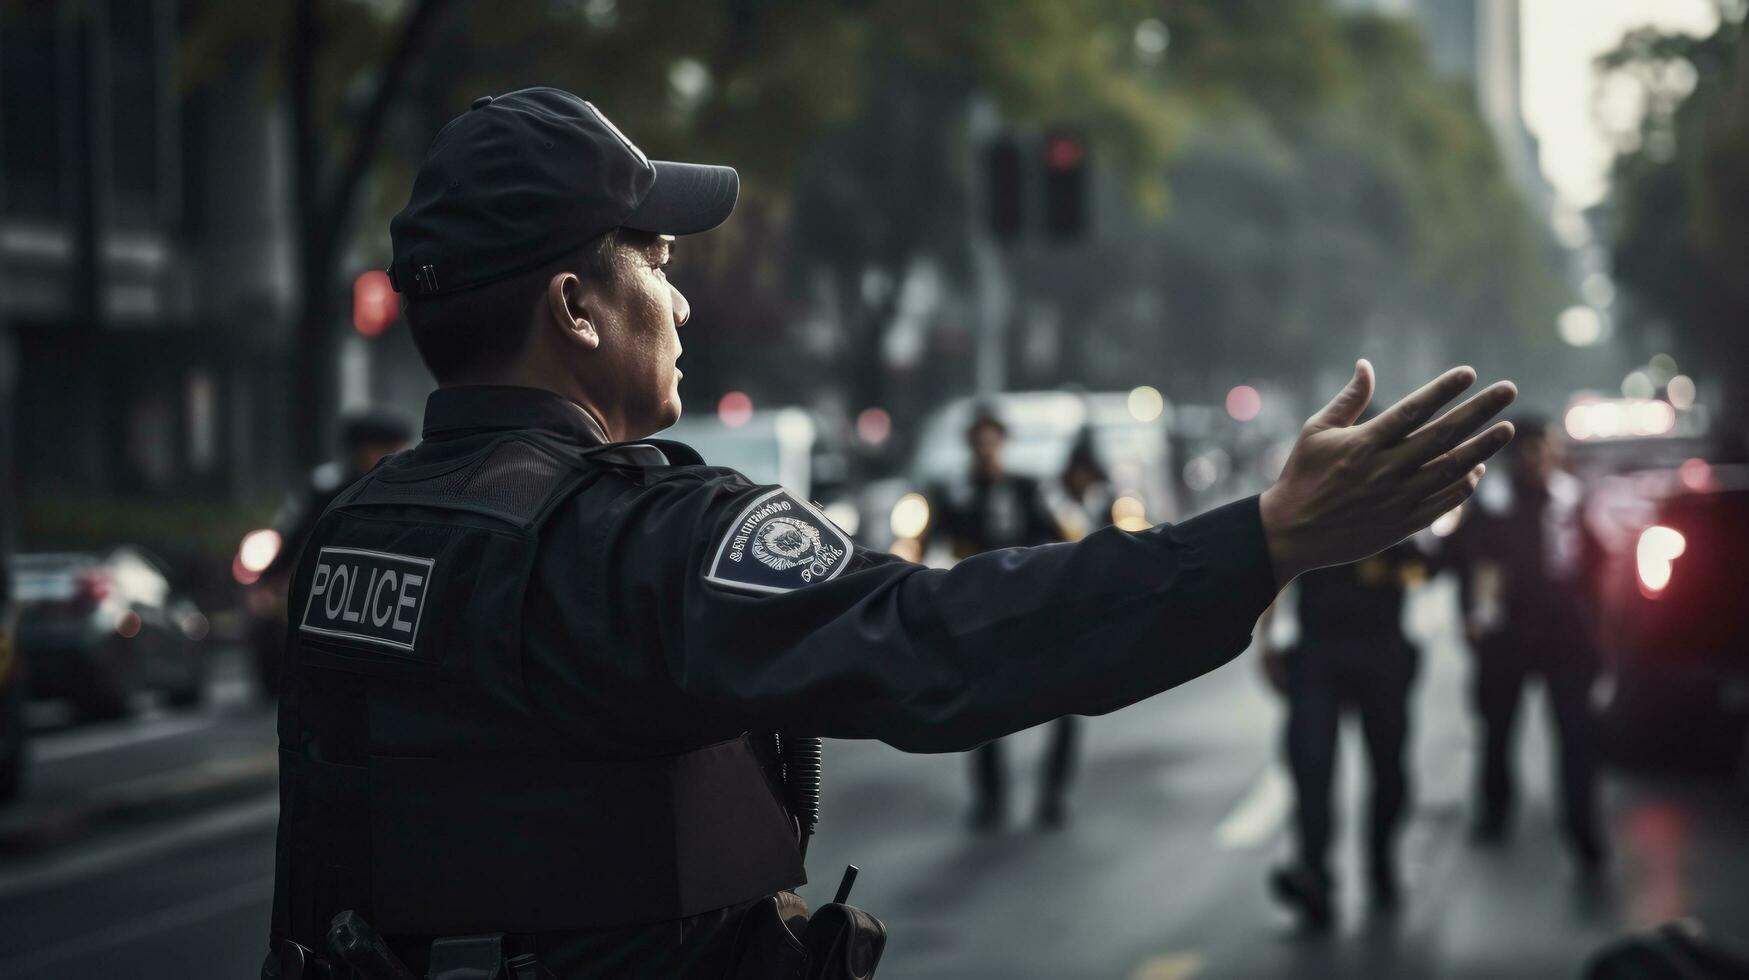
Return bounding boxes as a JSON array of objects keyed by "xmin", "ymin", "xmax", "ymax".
[
  {"xmin": 705, "ymin": 488, "xmax": 853, "ymax": 595},
  {"xmin": 298, "ymin": 546, "xmax": 434, "ymax": 655}
]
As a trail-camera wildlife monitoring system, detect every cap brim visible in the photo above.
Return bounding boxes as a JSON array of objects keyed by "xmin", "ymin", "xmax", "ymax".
[{"xmin": 623, "ymin": 161, "xmax": 739, "ymax": 235}]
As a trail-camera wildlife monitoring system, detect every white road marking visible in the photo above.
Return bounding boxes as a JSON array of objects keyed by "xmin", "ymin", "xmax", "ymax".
[
  {"xmin": 0, "ymin": 794, "xmax": 277, "ymax": 901},
  {"xmin": 0, "ymin": 874, "xmax": 273, "ymax": 978},
  {"xmin": 1213, "ymin": 765, "xmax": 1291, "ymax": 851},
  {"xmin": 29, "ymin": 713, "xmax": 218, "ymax": 764}
]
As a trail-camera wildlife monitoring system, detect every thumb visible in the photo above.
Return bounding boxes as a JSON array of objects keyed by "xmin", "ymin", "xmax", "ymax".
[{"xmin": 1307, "ymin": 359, "xmax": 1374, "ymax": 431}]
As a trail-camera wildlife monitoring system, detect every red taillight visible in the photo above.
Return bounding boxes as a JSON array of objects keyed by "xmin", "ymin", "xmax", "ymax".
[{"xmin": 1636, "ymin": 525, "xmax": 1686, "ymax": 596}]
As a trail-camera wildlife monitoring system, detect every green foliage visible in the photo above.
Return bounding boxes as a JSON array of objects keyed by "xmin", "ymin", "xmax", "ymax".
[
  {"xmin": 174, "ymin": 0, "xmax": 1568, "ymax": 418},
  {"xmin": 1602, "ymin": 9, "xmax": 1749, "ymax": 417},
  {"xmin": 1045, "ymin": 10, "xmax": 1566, "ymax": 406}
]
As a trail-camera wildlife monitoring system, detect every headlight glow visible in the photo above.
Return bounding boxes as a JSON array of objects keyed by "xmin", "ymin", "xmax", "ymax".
[
  {"xmin": 1636, "ymin": 525, "xmax": 1686, "ymax": 595},
  {"xmin": 889, "ymin": 493, "xmax": 930, "ymax": 541},
  {"xmin": 238, "ymin": 528, "xmax": 283, "ymax": 574}
]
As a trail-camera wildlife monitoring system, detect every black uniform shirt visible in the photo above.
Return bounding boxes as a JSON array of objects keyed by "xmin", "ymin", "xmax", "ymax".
[
  {"xmin": 927, "ymin": 472, "xmax": 1061, "ymax": 558},
  {"xmin": 405, "ymin": 385, "xmax": 1280, "ymax": 971},
  {"xmin": 1295, "ymin": 542, "xmax": 1424, "ymax": 643}
]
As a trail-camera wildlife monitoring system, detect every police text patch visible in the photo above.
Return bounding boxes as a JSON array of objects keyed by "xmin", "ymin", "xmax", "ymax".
[
  {"xmin": 299, "ymin": 547, "xmax": 434, "ymax": 653},
  {"xmin": 705, "ymin": 489, "xmax": 852, "ymax": 595}
]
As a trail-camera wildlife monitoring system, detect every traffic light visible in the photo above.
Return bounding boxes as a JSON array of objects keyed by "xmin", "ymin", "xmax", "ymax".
[
  {"xmin": 353, "ymin": 269, "xmax": 397, "ymax": 337},
  {"xmin": 1043, "ymin": 130, "xmax": 1087, "ymax": 241},
  {"xmin": 985, "ymin": 136, "xmax": 1024, "ymax": 243}
]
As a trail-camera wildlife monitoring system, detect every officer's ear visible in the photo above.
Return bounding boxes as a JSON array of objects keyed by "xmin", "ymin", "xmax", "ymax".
[{"xmin": 546, "ymin": 271, "xmax": 600, "ymax": 352}]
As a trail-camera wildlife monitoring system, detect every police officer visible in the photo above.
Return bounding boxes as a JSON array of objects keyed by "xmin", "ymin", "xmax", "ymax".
[
  {"xmin": 1260, "ymin": 539, "xmax": 1427, "ymax": 929},
  {"xmin": 924, "ymin": 410, "xmax": 1080, "ymax": 830},
  {"xmin": 266, "ymin": 87, "xmax": 1518, "ymax": 978},
  {"xmin": 1448, "ymin": 416, "xmax": 1605, "ymax": 867},
  {"xmin": 268, "ymin": 410, "xmax": 417, "ymax": 571},
  {"xmin": 251, "ymin": 408, "xmax": 414, "ymax": 696}
]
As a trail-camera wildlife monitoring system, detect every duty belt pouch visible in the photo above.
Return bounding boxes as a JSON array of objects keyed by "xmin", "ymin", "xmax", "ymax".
[
  {"xmin": 728, "ymin": 893, "xmax": 886, "ymax": 980},
  {"xmin": 801, "ymin": 903, "xmax": 886, "ymax": 980},
  {"xmin": 727, "ymin": 892, "xmax": 809, "ymax": 980}
]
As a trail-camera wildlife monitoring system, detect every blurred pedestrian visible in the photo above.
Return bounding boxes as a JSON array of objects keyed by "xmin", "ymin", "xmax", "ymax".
[
  {"xmin": 1260, "ymin": 536, "xmax": 1427, "ymax": 929},
  {"xmin": 1045, "ymin": 428, "xmax": 1116, "ymax": 543},
  {"xmin": 1448, "ymin": 416, "xmax": 1605, "ymax": 868},
  {"xmin": 925, "ymin": 410, "xmax": 1081, "ymax": 829}
]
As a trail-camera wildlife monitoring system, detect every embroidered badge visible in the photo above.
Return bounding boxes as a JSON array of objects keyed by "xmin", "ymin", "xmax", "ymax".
[{"xmin": 706, "ymin": 488, "xmax": 852, "ymax": 594}]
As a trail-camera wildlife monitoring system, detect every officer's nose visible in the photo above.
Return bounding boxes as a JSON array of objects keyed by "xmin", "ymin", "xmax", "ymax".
[{"xmin": 671, "ymin": 284, "xmax": 690, "ymax": 329}]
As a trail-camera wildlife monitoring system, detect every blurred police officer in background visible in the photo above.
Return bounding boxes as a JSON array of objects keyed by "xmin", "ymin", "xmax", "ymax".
[
  {"xmin": 265, "ymin": 408, "xmax": 418, "ymax": 583},
  {"xmin": 1448, "ymin": 416, "xmax": 1606, "ymax": 869},
  {"xmin": 250, "ymin": 408, "xmax": 414, "ymax": 696},
  {"xmin": 1046, "ymin": 429, "xmax": 1116, "ymax": 543},
  {"xmin": 264, "ymin": 86, "xmax": 1517, "ymax": 979},
  {"xmin": 1260, "ymin": 535, "xmax": 1427, "ymax": 930},
  {"xmin": 925, "ymin": 411, "xmax": 1081, "ymax": 830}
]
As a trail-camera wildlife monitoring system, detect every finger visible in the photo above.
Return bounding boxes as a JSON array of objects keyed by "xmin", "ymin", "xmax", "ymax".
[
  {"xmin": 1403, "ymin": 464, "xmax": 1485, "ymax": 531},
  {"xmin": 1306, "ymin": 359, "xmax": 1375, "ymax": 431},
  {"xmin": 1365, "ymin": 366, "xmax": 1478, "ymax": 443},
  {"xmin": 1403, "ymin": 421, "xmax": 1512, "ymax": 499},
  {"xmin": 1390, "ymin": 380, "xmax": 1518, "ymax": 469}
]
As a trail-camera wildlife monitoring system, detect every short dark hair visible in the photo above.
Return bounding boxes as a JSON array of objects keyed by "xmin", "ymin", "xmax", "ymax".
[
  {"xmin": 966, "ymin": 407, "xmax": 1007, "ymax": 443},
  {"xmin": 401, "ymin": 227, "xmax": 659, "ymax": 382},
  {"xmin": 1508, "ymin": 413, "xmax": 1550, "ymax": 439}
]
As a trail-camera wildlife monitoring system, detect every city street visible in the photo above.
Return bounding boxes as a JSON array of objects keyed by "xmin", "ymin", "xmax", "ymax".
[
  {"xmin": 0, "ymin": 583, "xmax": 1744, "ymax": 979},
  {"xmin": 4, "ymin": 1, "xmax": 1746, "ymax": 976}
]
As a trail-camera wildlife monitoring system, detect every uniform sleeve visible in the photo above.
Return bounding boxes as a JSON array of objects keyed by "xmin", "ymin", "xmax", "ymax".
[{"xmin": 604, "ymin": 474, "xmax": 1279, "ymax": 753}]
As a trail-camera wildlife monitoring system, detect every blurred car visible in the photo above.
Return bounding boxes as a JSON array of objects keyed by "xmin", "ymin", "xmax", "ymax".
[
  {"xmin": 881, "ymin": 390, "xmax": 1180, "ymax": 554},
  {"xmin": 0, "ymin": 566, "xmax": 24, "ymax": 804},
  {"xmin": 1587, "ymin": 461, "xmax": 1749, "ymax": 770},
  {"xmin": 661, "ymin": 407, "xmax": 865, "ymax": 537},
  {"xmin": 10, "ymin": 549, "xmax": 210, "ymax": 720}
]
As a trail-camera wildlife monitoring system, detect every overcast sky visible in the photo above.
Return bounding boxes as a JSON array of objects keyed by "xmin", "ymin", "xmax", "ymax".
[{"xmin": 1520, "ymin": 0, "xmax": 1722, "ymax": 209}]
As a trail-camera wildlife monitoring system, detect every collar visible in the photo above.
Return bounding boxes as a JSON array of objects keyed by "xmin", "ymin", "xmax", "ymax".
[{"xmin": 422, "ymin": 385, "xmax": 612, "ymax": 445}]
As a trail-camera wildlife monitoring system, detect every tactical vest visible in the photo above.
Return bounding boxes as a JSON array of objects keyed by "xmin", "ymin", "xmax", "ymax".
[{"xmin": 270, "ymin": 431, "xmax": 806, "ymax": 949}]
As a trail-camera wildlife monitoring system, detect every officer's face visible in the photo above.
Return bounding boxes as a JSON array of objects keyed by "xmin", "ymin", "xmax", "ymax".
[{"xmin": 590, "ymin": 236, "xmax": 692, "ymax": 436}]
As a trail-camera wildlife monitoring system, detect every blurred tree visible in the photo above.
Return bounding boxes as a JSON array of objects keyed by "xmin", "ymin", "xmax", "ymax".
[
  {"xmin": 181, "ymin": 0, "xmax": 1194, "ymax": 456},
  {"xmin": 182, "ymin": 0, "xmax": 447, "ymax": 468},
  {"xmin": 783, "ymin": 0, "xmax": 1360, "ymax": 420},
  {"xmin": 1601, "ymin": 6, "xmax": 1749, "ymax": 420},
  {"xmin": 180, "ymin": 0, "xmax": 1564, "ymax": 452},
  {"xmin": 1011, "ymin": 11, "xmax": 1566, "ymax": 412}
]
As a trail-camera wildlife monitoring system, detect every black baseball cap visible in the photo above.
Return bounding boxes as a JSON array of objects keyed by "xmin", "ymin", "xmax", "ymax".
[{"xmin": 389, "ymin": 87, "xmax": 738, "ymax": 298}]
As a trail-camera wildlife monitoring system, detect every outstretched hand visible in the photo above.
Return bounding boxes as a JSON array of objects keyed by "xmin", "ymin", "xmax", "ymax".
[{"xmin": 1259, "ymin": 360, "xmax": 1515, "ymax": 585}]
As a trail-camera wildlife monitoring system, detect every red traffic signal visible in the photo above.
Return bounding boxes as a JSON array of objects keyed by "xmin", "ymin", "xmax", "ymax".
[
  {"xmin": 1043, "ymin": 130, "xmax": 1087, "ymax": 240},
  {"xmin": 1045, "ymin": 134, "xmax": 1084, "ymax": 171},
  {"xmin": 353, "ymin": 269, "xmax": 398, "ymax": 337}
]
